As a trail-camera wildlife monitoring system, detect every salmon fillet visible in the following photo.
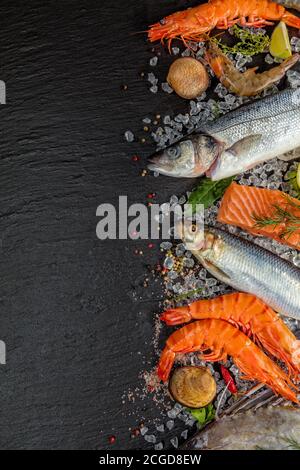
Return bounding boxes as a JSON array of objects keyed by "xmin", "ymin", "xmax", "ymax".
[{"xmin": 217, "ymin": 182, "xmax": 300, "ymax": 250}]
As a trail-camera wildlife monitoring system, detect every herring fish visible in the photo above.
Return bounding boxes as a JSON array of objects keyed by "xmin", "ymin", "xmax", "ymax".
[
  {"xmin": 182, "ymin": 407, "xmax": 300, "ymax": 450},
  {"xmin": 180, "ymin": 225, "xmax": 300, "ymax": 319},
  {"xmin": 148, "ymin": 89, "xmax": 300, "ymax": 180}
]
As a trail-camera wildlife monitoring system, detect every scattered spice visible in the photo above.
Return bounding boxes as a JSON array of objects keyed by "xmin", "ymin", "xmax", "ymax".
[
  {"xmin": 131, "ymin": 428, "xmax": 140, "ymax": 438},
  {"xmin": 108, "ymin": 435, "xmax": 116, "ymax": 444}
]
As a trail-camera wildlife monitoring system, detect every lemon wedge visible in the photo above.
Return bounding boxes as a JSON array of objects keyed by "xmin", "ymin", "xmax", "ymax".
[
  {"xmin": 270, "ymin": 22, "xmax": 292, "ymax": 59},
  {"xmin": 296, "ymin": 163, "xmax": 300, "ymax": 190}
]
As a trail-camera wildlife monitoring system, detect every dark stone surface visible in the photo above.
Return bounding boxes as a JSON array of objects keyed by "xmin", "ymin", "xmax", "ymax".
[{"xmin": 0, "ymin": 0, "xmax": 201, "ymax": 450}]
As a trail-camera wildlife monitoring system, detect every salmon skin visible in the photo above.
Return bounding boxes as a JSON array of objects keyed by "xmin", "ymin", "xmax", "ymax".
[{"xmin": 218, "ymin": 182, "xmax": 300, "ymax": 250}]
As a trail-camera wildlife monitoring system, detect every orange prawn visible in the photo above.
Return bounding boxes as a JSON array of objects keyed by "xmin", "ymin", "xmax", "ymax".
[
  {"xmin": 161, "ymin": 293, "xmax": 300, "ymax": 379},
  {"xmin": 148, "ymin": 0, "xmax": 300, "ymax": 48},
  {"xmin": 158, "ymin": 319, "xmax": 299, "ymax": 403}
]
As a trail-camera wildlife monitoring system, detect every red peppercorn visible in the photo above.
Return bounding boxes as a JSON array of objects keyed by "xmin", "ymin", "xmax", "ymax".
[
  {"xmin": 132, "ymin": 155, "xmax": 140, "ymax": 162},
  {"xmin": 131, "ymin": 428, "xmax": 140, "ymax": 438},
  {"xmin": 108, "ymin": 435, "xmax": 116, "ymax": 444},
  {"xmin": 148, "ymin": 243, "xmax": 154, "ymax": 249}
]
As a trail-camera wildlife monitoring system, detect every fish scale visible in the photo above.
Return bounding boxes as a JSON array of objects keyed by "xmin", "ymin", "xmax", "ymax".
[
  {"xmin": 207, "ymin": 89, "xmax": 300, "ymax": 180},
  {"xmin": 189, "ymin": 227, "xmax": 300, "ymax": 319}
]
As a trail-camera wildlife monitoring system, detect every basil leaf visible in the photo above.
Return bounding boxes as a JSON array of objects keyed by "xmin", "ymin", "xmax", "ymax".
[
  {"xmin": 188, "ymin": 176, "xmax": 234, "ymax": 212},
  {"xmin": 189, "ymin": 408, "xmax": 206, "ymax": 425},
  {"xmin": 188, "ymin": 404, "xmax": 216, "ymax": 428}
]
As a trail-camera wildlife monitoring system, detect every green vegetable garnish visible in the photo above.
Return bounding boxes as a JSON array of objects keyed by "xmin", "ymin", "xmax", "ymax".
[
  {"xmin": 188, "ymin": 176, "xmax": 234, "ymax": 213},
  {"xmin": 187, "ymin": 403, "xmax": 215, "ymax": 428},
  {"xmin": 212, "ymin": 25, "xmax": 270, "ymax": 56},
  {"xmin": 286, "ymin": 168, "xmax": 300, "ymax": 199}
]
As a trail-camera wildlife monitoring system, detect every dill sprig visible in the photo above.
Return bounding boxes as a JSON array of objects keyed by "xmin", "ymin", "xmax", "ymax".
[
  {"xmin": 281, "ymin": 436, "xmax": 300, "ymax": 450},
  {"xmin": 173, "ymin": 287, "xmax": 203, "ymax": 302},
  {"xmin": 252, "ymin": 195, "xmax": 300, "ymax": 241}
]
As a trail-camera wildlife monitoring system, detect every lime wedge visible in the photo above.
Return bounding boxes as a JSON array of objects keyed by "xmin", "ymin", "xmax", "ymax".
[
  {"xmin": 270, "ymin": 22, "xmax": 292, "ymax": 59},
  {"xmin": 296, "ymin": 163, "xmax": 300, "ymax": 189}
]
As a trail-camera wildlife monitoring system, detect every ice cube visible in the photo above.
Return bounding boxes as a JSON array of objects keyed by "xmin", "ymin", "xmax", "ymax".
[
  {"xmin": 141, "ymin": 426, "xmax": 149, "ymax": 436},
  {"xmin": 154, "ymin": 442, "xmax": 164, "ymax": 450},
  {"xmin": 164, "ymin": 257, "xmax": 174, "ymax": 270},
  {"xmin": 170, "ymin": 437, "xmax": 179, "ymax": 448},
  {"xmin": 160, "ymin": 241, "xmax": 173, "ymax": 250},
  {"xmin": 265, "ymin": 53, "xmax": 274, "ymax": 64},
  {"xmin": 150, "ymin": 85, "xmax": 158, "ymax": 94},
  {"xmin": 144, "ymin": 434, "xmax": 156, "ymax": 443},
  {"xmin": 148, "ymin": 72, "xmax": 158, "ymax": 85},
  {"xmin": 162, "ymin": 82, "xmax": 174, "ymax": 94},
  {"xmin": 156, "ymin": 424, "xmax": 165, "ymax": 432},
  {"xmin": 166, "ymin": 420, "xmax": 174, "ymax": 430},
  {"xmin": 124, "ymin": 130, "xmax": 135, "ymax": 142},
  {"xmin": 150, "ymin": 56, "xmax": 158, "ymax": 67}
]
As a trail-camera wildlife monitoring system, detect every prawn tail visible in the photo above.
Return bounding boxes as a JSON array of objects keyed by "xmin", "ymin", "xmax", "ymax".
[
  {"xmin": 255, "ymin": 333, "xmax": 300, "ymax": 381},
  {"xmin": 235, "ymin": 346, "xmax": 300, "ymax": 404},
  {"xmin": 157, "ymin": 346, "xmax": 175, "ymax": 382},
  {"xmin": 160, "ymin": 306, "xmax": 192, "ymax": 325},
  {"xmin": 282, "ymin": 11, "xmax": 300, "ymax": 29},
  {"xmin": 281, "ymin": 53, "xmax": 300, "ymax": 71}
]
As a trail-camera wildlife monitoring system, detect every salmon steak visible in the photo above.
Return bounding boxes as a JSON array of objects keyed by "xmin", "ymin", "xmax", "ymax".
[{"xmin": 218, "ymin": 182, "xmax": 300, "ymax": 249}]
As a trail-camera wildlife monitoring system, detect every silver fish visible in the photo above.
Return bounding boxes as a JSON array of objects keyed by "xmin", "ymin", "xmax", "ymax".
[
  {"xmin": 180, "ymin": 225, "xmax": 300, "ymax": 319},
  {"xmin": 148, "ymin": 89, "xmax": 300, "ymax": 180},
  {"xmin": 183, "ymin": 407, "xmax": 300, "ymax": 450},
  {"xmin": 148, "ymin": 134, "xmax": 221, "ymax": 177},
  {"xmin": 275, "ymin": 0, "xmax": 300, "ymax": 10}
]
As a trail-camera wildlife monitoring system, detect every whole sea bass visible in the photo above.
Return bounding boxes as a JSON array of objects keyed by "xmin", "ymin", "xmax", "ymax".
[
  {"xmin": 180, "ymin": 224, "xmax": 300, "ymax": 319},
  {"xmin": 148, "ymin": 89, "xmax": 300, "ymax": 180},
  {"xmin": 182, "ymin": 407, "xmax": 300, "ymax": 450}
]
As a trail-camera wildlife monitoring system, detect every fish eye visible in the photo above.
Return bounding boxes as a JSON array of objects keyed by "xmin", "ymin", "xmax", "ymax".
[{"xmin": 167, "ymin": 145, "xmax": 181, "ymax": 160}]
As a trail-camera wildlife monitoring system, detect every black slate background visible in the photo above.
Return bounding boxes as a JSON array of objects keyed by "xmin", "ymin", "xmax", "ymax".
[{"xmin": 0, "ymin": 0, "xmax": 205, "ymax": 450}]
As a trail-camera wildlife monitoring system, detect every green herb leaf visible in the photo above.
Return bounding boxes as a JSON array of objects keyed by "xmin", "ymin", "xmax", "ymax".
[
  {"xmin": 188, "ymin": 176, "xmax": 234, "ymax": 213},
  {"xmin": 211, "ymin": 24, "xmax": 270, "ymax": 56},
  {"xmin": 187, "ymin": 404, "xmax": 216, "ymax": 428},
  {"xmin": 286, "ymin": 169, "xmax": 300, "ymax": 198}
]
